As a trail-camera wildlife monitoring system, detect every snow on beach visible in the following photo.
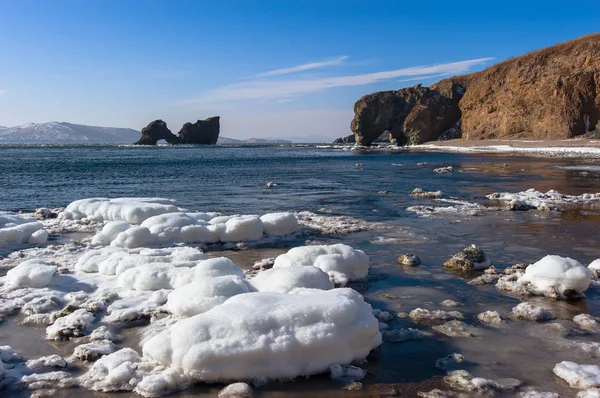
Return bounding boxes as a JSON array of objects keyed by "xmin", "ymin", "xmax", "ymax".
[{"xmin": 1, "ymin": 196, "xmax": 600, "ymax": 397}]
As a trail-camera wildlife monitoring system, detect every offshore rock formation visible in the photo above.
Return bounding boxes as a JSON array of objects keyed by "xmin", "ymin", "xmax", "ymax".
[
  {"xmin": 135, "ymin": 120, "xmax": 179, "ymax": 145},
  {"xmin": 178, "ymin": 117, "xmax": 220, "ymax": 145},
  {"xmin": 135, "ymin": 117, "xmax": 220, "ymax": 145},
  {"xmin": 351, "ymin": 33, "xmax": 600, "ymax": 145}
]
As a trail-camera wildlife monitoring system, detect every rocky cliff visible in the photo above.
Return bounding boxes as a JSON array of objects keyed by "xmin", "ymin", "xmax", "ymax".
[
  {"xmin": 178, "ymin": 117, "xmax": 220, "ymax": 145},
  {"xmin": 135, "ymin": 117, "xmax": 220, "ymax": 145},
  {"xmin": 351, "ymin": 33, "xmax": 600, "ymax": 145}
]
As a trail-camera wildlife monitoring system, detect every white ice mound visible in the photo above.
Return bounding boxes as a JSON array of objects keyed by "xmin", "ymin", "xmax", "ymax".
[
  {"xmin": 76, "ymin": 246, "xmax": 208, "ymax": 275},
  {"xmin": 167, "ymin": 276, "xmax": 250, "ymax": 318},
  {"xmin": 260, "ymin": 212, "xmax": 299, "ymax": 236},
  {"xmin": 143, "ymin": 288, "xmax": 382, "ymax": 382},
  {"xmin": 4, "ymin": 258, "xmax": 56, "ymax": 289},
  {"xmin": 117, "ymin": 257, "xmax": 244, "ymax": 291},
  {"xmin": 61, "ymin": 197, "xmax": 180, "ymax": 224},
  {"xmin": 80, "ymin": 348, "xmax": 143, "ymax": 392},
  {"xmin": 519, "ymin": 255, "xmax": 592, "ymax": 298},
  {"xmin": 486, "ymin": 188, "xmax": 600, "ymax": 211},
  {"xmin": 91, "ymin": 220, "xmax": 132, "ymax": 245},
  {"xmin": 89, "ymin": 208, "xmax": 299, "ymax": 248},
  {"xmin": 0, "ymin": 213, "xmax": 48, "ymax": 246},
  {"xmin": 248, "ymin": 266, "xmax": 334, "ymax": 293},
  {"xmin": 553, "ymin": 361, "xmax": 600, "ymax": 389},
  {"xmin": 589, "ymin": 259, "xmax": 600, "ymax": 271},
  {"xmin": 273, "ymin": 244, "xmax": 369, "ymax": 286}
]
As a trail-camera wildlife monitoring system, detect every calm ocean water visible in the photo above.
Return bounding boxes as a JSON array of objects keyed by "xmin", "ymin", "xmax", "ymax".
[{"xmin": 2, "ymin": 144, "xmax": 600, "ymax": 397}]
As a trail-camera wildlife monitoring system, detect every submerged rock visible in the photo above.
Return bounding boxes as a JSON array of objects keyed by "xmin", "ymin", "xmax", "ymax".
[
  {"xmin": 397, "ymin": 253, "xmax": 421, "ymax": 266},
  {"xmin": 443, "ymin": 244, "xmax": 490, "ymax": 272}
]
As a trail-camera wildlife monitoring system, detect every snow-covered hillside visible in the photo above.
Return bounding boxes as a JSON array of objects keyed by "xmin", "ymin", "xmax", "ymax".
[{"xmin": 0, "ymin": 122, "xmax": 140, "ymax": 144}]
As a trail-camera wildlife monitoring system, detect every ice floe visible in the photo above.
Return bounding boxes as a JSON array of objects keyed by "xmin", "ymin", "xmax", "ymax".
[
  {"xmin": 511, "ymin": 303, "xmax": 556, "ymax": 321},
  {"xmin": 407, "ymin": 199, "xmax": 490, "ymax": 217},
  {"xmin": 444, "ymin": 369, "xmax": 521, "ymax": 393}
]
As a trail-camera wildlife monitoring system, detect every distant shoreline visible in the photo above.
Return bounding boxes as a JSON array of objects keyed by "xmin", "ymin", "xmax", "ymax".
[{"xmin": 408, "ymin": 138, "xmax": 600, "ymax": 158}]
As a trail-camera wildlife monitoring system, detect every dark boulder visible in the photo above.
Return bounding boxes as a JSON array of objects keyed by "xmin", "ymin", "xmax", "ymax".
[
  {"xmin": 178, "ymin": 117, "xmax": 220, "ymax": 145},
  {"xmin": 333, "ymin": 134, "xmax": 356, "ymax": 144},
  {"xmin": 350, "ymin": 83, "xmax": 464, "ymax": 146},
  {"xmin": 135, "ymin": 120, "xmax": 179, "ymax": 145}
]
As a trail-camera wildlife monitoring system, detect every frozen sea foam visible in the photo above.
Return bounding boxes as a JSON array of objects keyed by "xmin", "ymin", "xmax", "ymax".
[
  {"xmin": 273, "ymin": 244, "xmax": 369, "ymax": 286},
  {"xmin": 143, "ymin": 288, "xmax": 381, "ymax": 382}
]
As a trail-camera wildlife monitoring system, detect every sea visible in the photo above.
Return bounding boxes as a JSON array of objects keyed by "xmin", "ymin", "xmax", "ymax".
[{"xmin": 1, "ymin": 144, "xmax": 600, "ymax": 397}]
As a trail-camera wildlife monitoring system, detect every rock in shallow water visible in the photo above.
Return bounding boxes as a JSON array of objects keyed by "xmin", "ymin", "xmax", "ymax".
[
  {"xmin": 397, "ymin": 253, "xmax": 421, "ymax": 266},
  {"xmin": 443, "ymin": 244, "xmax": 490, "ymax": 271}
]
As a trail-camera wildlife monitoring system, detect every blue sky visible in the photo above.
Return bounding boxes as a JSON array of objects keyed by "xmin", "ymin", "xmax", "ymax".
[{"xmin": 1, "ymin": 1, "xmax": 599, "ymax": 140}]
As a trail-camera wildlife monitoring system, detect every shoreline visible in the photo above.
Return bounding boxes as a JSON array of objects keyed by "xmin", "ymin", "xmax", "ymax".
[{"xmin": 409, "ymin": 138, "xmax": 600, "ymax": 158}]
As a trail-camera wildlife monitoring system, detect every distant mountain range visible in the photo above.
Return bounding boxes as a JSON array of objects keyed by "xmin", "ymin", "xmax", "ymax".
[
  {"xmin": 0, "ymin": 122, "xmax": 295, "ymax": 144},
  {"xmin": 0, "ymin": 122, "xmax": 140, "ymax": 144}
]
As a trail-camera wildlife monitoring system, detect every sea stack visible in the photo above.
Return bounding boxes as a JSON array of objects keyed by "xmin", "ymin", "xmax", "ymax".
[
  {"xmin": 135, "ymin": 120, "xmax": 180, "ymax": 145},
  {"xmin": 178, "ymin": 117, "xmax": 220, "ymax": 145},
  {"xmin": 134, "ymin": 117, "xmax": 220, "ymax": 145}
]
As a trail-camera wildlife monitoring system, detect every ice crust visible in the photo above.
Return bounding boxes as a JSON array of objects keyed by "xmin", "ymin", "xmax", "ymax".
[
  {"xmin": 60, "ymin": 197, "xmax": 180, "ymax": 224},
  {"xmin": 0, "ymin": 213, "xmax": 48, "ymax": 247},
  {"xmin": 143, "ymin": 288, "xmax": 382, "ymax": 382},
  {"xmin": 486, "ymin": 189, "xmax": 600, "ymax": 211},
  {"xmin": 273, "ymin": 244, "xmax": 369, "ymax": 286}
]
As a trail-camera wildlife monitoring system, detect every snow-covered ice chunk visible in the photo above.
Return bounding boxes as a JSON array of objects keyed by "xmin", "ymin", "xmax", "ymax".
[
  {"xmin": 46, "ymin": 309, "xmax": 95, "ymax": 340},
  {"xmin": 192, "ymin": 257, "xmax": 244, "ymax": 278},
  {"xmin": 20, "ymin": 370, "xmax": 76, "ymax": 390},
  {"xmin": 143, "ymin": 288, "xmax": 381, "ymax": 382},
  {"xmin": 60, "ymin": 197, "xmax": 180, "ymax": 224},
  {"xmin": 73, "ymin": 341, "xmax": 115, "ymax": 361},
  {"xmin": 259, "ymin": 212, "xmax": 299, "ymax": 236},
  {"xmin": 409, "ymin": 308, "xmax": 463, "ymax": 322},
  {"xmin": 382, "ymin": 328, "xmax": 433, "ymax": 342},
  {"xmin": 444, "ymin": 369, "xmax": 521, "ymax": 392},
  {"xmin": 220, "ymin": 215, "xmax": 263, "ymax": 242},
  {"xmin": 511, "ymin": 303, "xmax": 556, "ymax": 321},
  {"xmin": 118, "ymin": 263, "xmax": 193, "ymax": 291},
  {"xmin": 91, "ymin": 220, "xmax": 132, "ymax": 245},
  {"xmin": 4, "ymin": 259, "xmax": 56, "ymax": 290},
  {"xmin": 519, "ymin": 255, "xmax": 592, "ymax": 298},
  {"xmin": 0, "ymin": 213, "xmax": 48, "ymax": 246},
  {"xmin": 435, "ymin": 353, "xmax": 464, "ymax": 370},
  {"xmin": 167, "ymin": 275, "xmax": 249, "ymax": 318},
  {"xmin": 553, "ymin": 361, "xmax": 600, "ymax": 389},
  {"xmin": 519, "ymin": 390, "xmax": 559, "ymax": 398},
  {"xmin": 79, "ymin": 348, "xmax": 143, "ymax": 392},
  {"xmin": 26, "ymin": 354, "xmax": 68, "ymax": 371},
  {"xmin": 443, "ymin": 244, "xmax": 491, "ymax": 271},
  {"xmin": 574, "ymin": 314, "xmax": 600, "ymax": 333},
  {"xmin": 248, "ymin": 266, "xmax": 333, "ymax": 294},
  {"xmin": 273, "ymin": 244, "xmax": 369, "ymax": 286},
  {"xmin": 432, "ymin": 320, "xmax": 480, "ymax": 338},
  {"xmin": 111, "ymin": 226, "xmax": 153, "ymax": 249},
  {"xmin": 486, "ymin": 189, "xmax": 600, "ymax": 211},
  {"xmin": 218, "ymin": 382, "xmax": 253, "ymax": 398},
  {"xmin": 578, "ymin": 389, "xmax": 600, "ymax": 398},
  {"xmin": 477, "ymin": 311, "xmax": 504, "ymax": 326}
]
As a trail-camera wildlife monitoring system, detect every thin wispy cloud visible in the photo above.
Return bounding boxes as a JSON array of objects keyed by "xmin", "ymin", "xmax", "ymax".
[
  {"xmin": 397, "ymin": 73, "xmax": 451, "ymax": 83},
  {"xmin": 186, "ymin": 58, "xmax": 493, "ymax": 104},
  {"xmin": 0, "ymin": 89, "xmax": 8, "ymax": 96},
  {"xmin": 256, "ymin": 55, "xmax": 348, "ymax": 77}
]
